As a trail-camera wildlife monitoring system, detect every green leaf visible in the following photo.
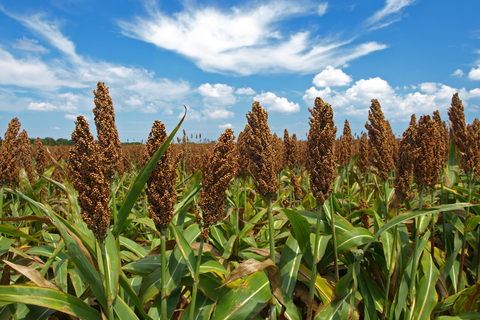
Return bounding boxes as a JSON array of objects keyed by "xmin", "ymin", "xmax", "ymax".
[
  {"xmin": 113, "ymin": 108, "xmax": 186, "ymax": 236},
  {"xmin": 104, "ymin": 230, "xmax": 121, "ymax": 304},
  {"xmin": 362, "ymin": 203, "xmax": 478, "ymax": 254},
  {"xmin": 315, "ymin": 289, "xmax": 353, "ymax": 320},
  {"xmin": 0, "ymin": 225, "xmax": 45, "ymax": 243},
  {"xmin": 139, "ymin": 224, "xmax": 201, "ymax": 305},
  {"xmin": 0, "ymin": 237, "xmax": 15, "ymax": 256},
  {"xmin": 411, "ymin": 249, "xmax": 440, "ymax": 319},
  {"xmin": 437, "ymin": 312, "xmax": 480, "ymax": 320},
  {"xmin": 465, "ymin": 216, "xmax": 480, "ymax": 233},
  {"xmin": 170, "ymin": 223, "xmax": 197, "ymax": 281},
  {"xmin": 211, "ymin": 271, "xmax": 271, "ymax": 320},
  {"xmin": 280, "ymin": 234, "xmax": 303, "ymax": 297},
  {"xmin": 120, "ymin": 236, "xmax": 148, "ymax": 259},
  {"xmin": 283, "ymin": 209, "xmax": 314, "ymax": 268},
  {"xmin": 0, "ymin": 286, "xmax": 102, "ymax": 320},
  {"xmin": 180, "ymin": 291, "xmax": 214, "ymax": 320},
  {"xmin": 113, "ymin": 295, "xmax": 140, "ymax": 320},
  {"xmin": 118, "ymin": 271, "xmax": 153, "ymax": 320}
]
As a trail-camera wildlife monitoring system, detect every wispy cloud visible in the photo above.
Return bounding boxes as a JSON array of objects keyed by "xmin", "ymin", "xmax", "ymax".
[
  {"xmin": 0, "ymin": 10, "xmax": 190, "ymax": 115},
  {"xmin": 13, "ymin": 37, "xmax": 49, "ymax": 53},
  {"xmin": 366, "ymin": 0, "xmax": 416, "ymax": 30},
  {"xmin": 119, "ymin": 1, "xmax": 386, "ymax": 75}
]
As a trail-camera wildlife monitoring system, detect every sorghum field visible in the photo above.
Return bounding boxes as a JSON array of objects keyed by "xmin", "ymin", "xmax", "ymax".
[{"xmin": 0, "ymin": 82, "xmax": 480, "ymax": 320}]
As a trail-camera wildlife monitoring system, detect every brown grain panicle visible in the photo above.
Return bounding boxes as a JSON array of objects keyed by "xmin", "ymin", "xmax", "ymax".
[
  {"xmin": 307, "ymin": 97, "xmax": 337, "ymax": 207},
  {"xmin": 93, "ymin": 81, "xmax": 122, "ymax": 182},
  {"xmin": 198, "ymin": 128, "xmax": 237, "ymax": 238},
  {"xmin": 146, "ymin": 120, "xmax": 179, "ymax": 231},
  {"xmin": 68, "ymin": 116, "xmax": 110, "ymax": 239},
  {"xmin": 244, "ymin": 102, "xmax": 278, "ymax": 200}
]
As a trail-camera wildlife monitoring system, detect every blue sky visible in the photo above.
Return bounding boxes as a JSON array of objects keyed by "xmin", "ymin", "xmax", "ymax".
[{"xmin": 1, "ymin": 0, "xmax": 480, "ymax": 142}]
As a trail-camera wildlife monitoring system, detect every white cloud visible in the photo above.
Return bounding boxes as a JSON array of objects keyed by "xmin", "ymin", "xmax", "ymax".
[
  {"xmin": 0, "ymin": 13, "xmax": 191, "ymax": 114},
  {"xmin": 419, "ymin": 82, "xmax": 438, "ymax": 94},
  {"xmin": 219, "ymin": 123, "xmax": 234, "ymax": 129},
  {"xmin": 468, "ymin": 105, "xmax": 479, "ymax": 112},
  {"xmin": 140, "ymin": 103, "xmax": 157, "ymax": 113},
  {"xmin": 163, "ymin": 108, "xmax": 173, "ymax": 115},
  {"xmin": 317, "ymin": 3, "xmax": 328, "ymax": 16},
  {"xmin": 50, "ymin": 127, "xmax": 61, "ymax": 130},
  {"xmin": 367, "ymin": 0, "xmax": 416, "ymax": 29},
  {"xmin": 235, "ymin": 87, "xmax": 256, "ymax": 95},
  {"xmin": 303, "ymin": 78, "xmax": 479, "ymax": 121},
  {"xmin": 254, "ymin": 92, "xmax": 300, "ymax": 113},
  {"xmin": 469, "ymin": 67, "xmax": 480, "ymax": 80},
  {"xmin": 28, "ymin": 102, "xmax": 57, "ymax": 111},
  {"xmin": 313, "ymin": 66, "xmax": 352, "ymax": 87},
  {"xmin": 452, "ymin": 69, "xmax": 464, "ymax": 77},
  {"xmin": 13, "ymin": 37, "xmax": 49, "ymax": 53},
  {"xmin": 119, "ymin": 1, "xmax": 386, "ymax": 75},
  {"xmin": 198, "ymin": 83, "xmax": 236, "ymax": 105},
  {"xmin": 204, "ymin": 108, "xmax": 234, "ymax": 119}
]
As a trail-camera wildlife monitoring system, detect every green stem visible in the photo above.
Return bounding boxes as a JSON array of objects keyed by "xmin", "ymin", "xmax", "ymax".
[
  {"xmin": 101, "ymin": 241, "xmax": 114, "ymax": 320},
  {"xmin": 347, "ymin": 168, "xmax": 351, "ymax": 216},
  {"xmin": 235, "ymin": 178, "xmax": 239, "ymax": 235},
  {"xmin": 189, "ymin": 236, "xmax": 204, "ymax": 320},
  {"xmin": 112, "ymin": 183, "xmax": 117, "ymax": 226},
  {"xmin": 441, "ymin": 179, "xmax": 447, "ymax": 262},
  {"xmin": 331, "ymin": 195, "xmax": 339, "ymax": 282},
  {"xmin": 307, "ymin": 206, "xmax": 322, "ymax": 320},
  {"xmin": 431, "ymin": 193, "xmax": 435, "ymax": 261},
  {"xmin": 0, "ymin": 186, "xmax": 3, "ymax": 219},
  {"xmin": 408, "ymin": 186, "xmax": 424, "ymax": 308},
  {"xmin": 267, "ymin": 198, "xmax": 275, "ymax": 264},
  {"xmin": 161, "ymin": 228, "xmax": 168, "ymax": 320},
  {"xmin": 244, "ymin": 179, "xmax": 247, "ymax": 222},
  {"xmin": 383, "ymin": 179, "xmax": 389, "ymax": 222},
  {"xmin": 458, "ymin": 174, "xmax": 473, "ymax": 291}
]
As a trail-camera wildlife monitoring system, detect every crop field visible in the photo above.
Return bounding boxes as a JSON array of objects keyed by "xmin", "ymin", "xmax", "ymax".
[{"xmin": 1, "ymin": 82, "xmax": 480, "ymax": 319}]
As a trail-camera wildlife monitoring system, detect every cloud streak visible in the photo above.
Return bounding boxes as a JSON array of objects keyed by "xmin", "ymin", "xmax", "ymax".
[{"xmin": 119, "ymin": 1, "xmax": 387, "ymax": 75}]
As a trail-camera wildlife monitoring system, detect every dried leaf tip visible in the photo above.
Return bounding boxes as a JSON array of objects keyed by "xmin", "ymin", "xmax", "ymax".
[{"xmin": 68, "ymin": 116, "xmax": 110, "ymax": 239}]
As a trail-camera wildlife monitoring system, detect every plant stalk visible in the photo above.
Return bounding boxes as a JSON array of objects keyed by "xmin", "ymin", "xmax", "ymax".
[
  {"xmin": 244, "ymin": 179, "xmax": 248, "ymax": 222},
  {"xmin": 458, "ymin": 174, "xmax": 473, "ymax": 291},
  {"xmin": 112, "ymin": 183, "xmax": 117, "ymax": 226},
  {"xmin": 0, "ymin": 186, "xmax": 3, "ymax": 219},
  {"xmin": 331, "ymin": 195, "xmax": 339, "ymax": 282},
  {"xmin": 307, "ymin": 206, "xmax": 322, "ymax": 320},
  {"xmin": 267, "ymin": 198, "xmax": 275, "ymax": 264},
  {"xmin": 101, "ymin": 240, "xmax": 115, "ymax": 320},
  {"xmin": 161, "ymin": 228, "xmax": 168, "ymax": 320},
  {"xmin": 408, "ymin": 186, "xmax": 424, "ymax": 307},
  {"xmin": 189, "ymin": 236, "xmax": 204, "ymax": 320},
  {"xmin": 383, "ymin": 179, "xmax": 389, "ymax": 222}
]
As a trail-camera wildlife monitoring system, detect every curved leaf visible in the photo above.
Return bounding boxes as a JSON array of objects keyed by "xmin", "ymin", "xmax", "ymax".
[{"xmin": 0, "ymin": 286, "xmax": 102, "ymax": 320}]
